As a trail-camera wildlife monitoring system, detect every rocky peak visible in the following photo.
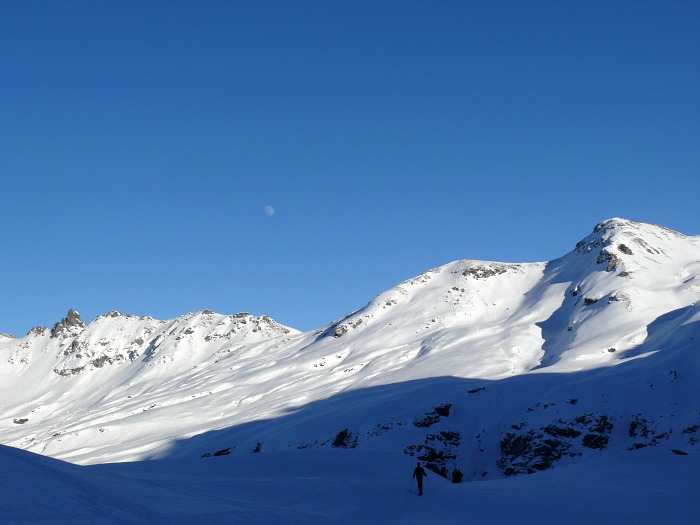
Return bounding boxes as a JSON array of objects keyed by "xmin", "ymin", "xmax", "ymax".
[
  {"xmin": 576, "ymin": 219, "xmax": 691, "ymax": 274},
  {"xmin": 27, "ymin": 326, "xmax": 47, "ymax": 337},
  {"xmin": 575, "ymin": 219, "xmax": 648, "ymax": 266},
  {"xmin": 590, "ymin": 218, "xmax": 637, "ymax": 243},
  {"xmin": 593, "ymin": 217, "xmax": 627, "ymax": 234},
  {"xmin": 51, "ymin": 309, "xmax": 86, "ymax": 338}
]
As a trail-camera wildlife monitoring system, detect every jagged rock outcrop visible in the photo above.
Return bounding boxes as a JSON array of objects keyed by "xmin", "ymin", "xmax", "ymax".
[{"xmin": 51, "ymin": 309, "xmax": 86, "ymax": 338}]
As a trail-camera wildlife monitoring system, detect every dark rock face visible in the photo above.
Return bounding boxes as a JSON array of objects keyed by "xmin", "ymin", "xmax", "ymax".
[
  {"xmin": 63, "ymin": 309, "xmax": 84, "ymax": 328},
  {"xmin": 333, "ymin": 318, "xmax": 363, "ymax": 338},
  {"xmin": 582, "ymin": 434, "xmax": 609, "ymax": 449},
  {"xmin": 332, "ymin": 429, "xmax": 358, "ymax": 448},
  {"xmin": 597, "ymin": 249, "xmax": 619, "ymax": 272},
  {"xmin": 434, "ymin": 404, "xmax": 452, "ymax": 417},
  {"xmin": 627, "ymin": 415, "xmax": 671, "ymax": 450},
  {"xmin": 544, "ymin": 425, "xmax": 581, "ymax": 439},
  {"xmin": 682, "ymin": 425, "xmax": 700, "ymax": 445},
  {"xmin": 497, "ymin": 414, "xmax": 614, "ymax": 476},
  {"xmin": 200, "ymin": 447, "xmax": 233, "ymax": 457},
  {"xmin": 462, "ymin": 264, "xmax": 517, "ymax": 280},
  {"xmin": 618, "ymin": 244, "xmax": 633, "ymax": 255},
  {"xmin": 405, "ymin": 430, "xmax": 461, "ymax": 478},
  {"xmin": 28, "ymin": 326, "xmax": 47, "ymax": 337},
  {"xmin": 498, "ymin": 431, "xmax": 579, "ymax": 476},
  {"xmin": 51, "ymin": 309, "xmax": 86, "ymax": 338},
  {"xmin": 414, "ymin": 404, "xmax": 452, "ymax": 427}
]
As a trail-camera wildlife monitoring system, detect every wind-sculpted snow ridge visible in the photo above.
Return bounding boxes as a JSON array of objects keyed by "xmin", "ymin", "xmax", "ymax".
[{"xmin": 1, "ymin": 218, "xmax": 699, "ymax": 482}]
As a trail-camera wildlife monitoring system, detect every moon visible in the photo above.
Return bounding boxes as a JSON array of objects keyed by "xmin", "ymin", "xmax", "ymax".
[{"xmin": 264, "ymin": 205, "xmax": 275, "ymax": 217}]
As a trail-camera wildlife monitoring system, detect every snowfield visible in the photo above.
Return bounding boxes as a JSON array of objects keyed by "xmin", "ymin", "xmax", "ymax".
[
  {"xmin": 2, "ymin": 445, "xmax": 698, "ymax": 524},
  {"xmin": 2, "ymin": 218, "xmax": 700, "ymax": 523}
]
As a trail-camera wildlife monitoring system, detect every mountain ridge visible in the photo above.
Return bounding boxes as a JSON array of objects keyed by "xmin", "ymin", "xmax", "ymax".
[{"xmin": 1, "ymin": 217, "xmax": 699, "ymax": 480}]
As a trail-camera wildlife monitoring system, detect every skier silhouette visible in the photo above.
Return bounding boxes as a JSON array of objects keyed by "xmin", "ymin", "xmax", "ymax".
[
  {"xmin": 451, "ymin": 467, "xmax": 463, "ymax": 483},
  {"xmin": 412, "ymin": 461, "xmax": 427, "ymax": 495}
]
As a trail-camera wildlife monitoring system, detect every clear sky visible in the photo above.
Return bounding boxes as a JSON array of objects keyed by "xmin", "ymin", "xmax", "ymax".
[{"xmin": 1, "ymin": 0, "xmax": 699, "ymax": 336}]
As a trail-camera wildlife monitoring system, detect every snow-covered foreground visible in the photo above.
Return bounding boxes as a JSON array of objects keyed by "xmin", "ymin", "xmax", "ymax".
[{"xmin": 3, "ymin": 445, "xmax": 698, "ymax": 524}]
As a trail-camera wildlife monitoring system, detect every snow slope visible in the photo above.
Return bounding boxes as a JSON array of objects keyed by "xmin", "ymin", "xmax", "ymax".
[
  {"xmin": 1, "ymin": 218, "xmax": 699, "ymax": 483},
  {"xmin": 2, "ymin": 444, "xmax": 699, "ymax": 525}
]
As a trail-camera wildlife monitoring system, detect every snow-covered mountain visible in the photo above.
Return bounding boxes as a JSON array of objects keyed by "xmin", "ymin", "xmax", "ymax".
[{"xmin": 2, "ymin": 218, "xmax": 699, "ymax": 483}]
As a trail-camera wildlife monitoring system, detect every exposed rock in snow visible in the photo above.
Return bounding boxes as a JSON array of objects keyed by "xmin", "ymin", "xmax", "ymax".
[{"xmin": 50, "ymin": 309, "xmax": 86, "ymax": 338}]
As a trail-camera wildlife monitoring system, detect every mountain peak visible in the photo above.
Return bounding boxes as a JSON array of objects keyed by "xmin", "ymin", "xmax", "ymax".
[
  {"xmin": 573, "ymin": 218, "xmax": 691, "ymax": 272},
  {"xmin": 593, "ymin": 217, "xmax": 631, "ymax": 233},
  {"xmin": 591, "ymin": 217, "xmax": 686, "ymax": 241},
  {"xmin": 50, "ymin": 309, "xmax": 86, "ymax": 338}
]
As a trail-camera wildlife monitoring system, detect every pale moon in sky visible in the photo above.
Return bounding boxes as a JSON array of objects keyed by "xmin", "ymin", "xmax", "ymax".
[{"xmin": 264, "ymin": 205, "xmax": 275, "ymax": 216}]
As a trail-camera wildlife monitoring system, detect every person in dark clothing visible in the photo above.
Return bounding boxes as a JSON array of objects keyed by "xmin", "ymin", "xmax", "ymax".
[
  {"xmin": 451, "ymin": 467, "xmax": 463, "ymax": 484},
  {"xmin": 412, "ymin": 462, "xmax": 427, "ymax": 495}
]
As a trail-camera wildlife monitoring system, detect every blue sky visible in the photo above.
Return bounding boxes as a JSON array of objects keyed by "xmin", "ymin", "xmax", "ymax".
[{"xmin": 1, "ymin": 0, "xmax": 699, "ymax": 336}]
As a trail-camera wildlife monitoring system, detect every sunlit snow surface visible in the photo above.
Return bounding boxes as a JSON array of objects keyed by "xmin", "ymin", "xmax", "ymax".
[{"xmin": 2, "ymin": 218, "xmax": 700, "ymax": 522}]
